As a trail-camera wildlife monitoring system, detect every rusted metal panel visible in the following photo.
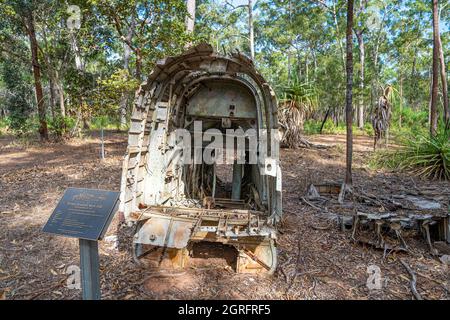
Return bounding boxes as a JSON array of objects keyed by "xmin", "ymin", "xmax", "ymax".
[
  {"xmin": 187, "ymin": 81, "xmax": 257, "ymax": 119},
  {"xmin": 134, "ymin": 216, "xmax": 195, "ymax": 249}
]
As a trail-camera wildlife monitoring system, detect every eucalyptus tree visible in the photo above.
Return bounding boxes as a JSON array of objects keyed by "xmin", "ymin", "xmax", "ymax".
[
  {"xmin": 340, "ymin": 0, "xmax": 354, "ymax": 203},
  {"xmin": 91, "ymin": 0, "xmax": 191, "ymax": 81},
  {"xmin": 0, "ymin": 0, "xmax": 50, "ymax": 139}
]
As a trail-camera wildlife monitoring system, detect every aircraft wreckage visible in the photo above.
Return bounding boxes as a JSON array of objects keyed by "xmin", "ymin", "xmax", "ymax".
[{"xmin": 119, "ymin": 43, "xmax": 282, "ymax": 273}]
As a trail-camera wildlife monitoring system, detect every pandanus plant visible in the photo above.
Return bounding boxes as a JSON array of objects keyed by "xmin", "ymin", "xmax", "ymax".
[{"xmin": 278, "ymin": 78, "xmax": 318, "ymax": 148}]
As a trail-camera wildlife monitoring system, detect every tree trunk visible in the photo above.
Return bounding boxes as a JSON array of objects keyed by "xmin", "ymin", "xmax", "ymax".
[
  {"xmin": 49, "ymin": 77, "xmax": 56, "ymax": 120},
  {"xmin": 186, "ymin": 0, "xmax": 196, "ymax": 33},
  {"xmin": 411, "ymin": 47, "xmax": 418, "ymax": 109},
  {"xmin": 437, "ymin": 6, "xmax": 449, "ymax": 128},
  {"xmin": 248, "ymin": 0, "xmax": 255, "ymax": 60},
  {"xmin": 25, "ymin": 11, "xmax": 48, "ymax": 140},
  {"xmin": 430, "ymin": 0, "xmax": 439, "ymax": 136},
  {"xmin": 345, "ymin": 0, "xmax": 354, "ymax": 186},
  {"xmin": 356, "ymin": 31, "xmax": 365, "ymax": 129},
  {"xmin": 57, "ymin": 79, "xmax": 66, "ymax": 117},
  {"xmin": 332, "ymin": 0, "xmax": 346, "ymax": 71},
  {"xmin": 287, "ymin": 51, "xmax": 292, "ymax": 83},
  {"xmin": 136, "ymin": 49, "xmax": 142, "ymax": 81},
  {"xmin": 119, "ymin": 16, "xmax": 135, "ymax": 128},
  {"xmin": 399, "ymin": 75, "xmax": 403, "ymax": 128},
  {"xmin": 320, "ymin": 108, "xmax": 331, "ymax": 134},
  {"xmin": 305, "ymin": 54, "xmax": 309, "ymax": 82},
  {"xmin": 71, "ymin": 32, "xmax": 88, "ymax": 133}
]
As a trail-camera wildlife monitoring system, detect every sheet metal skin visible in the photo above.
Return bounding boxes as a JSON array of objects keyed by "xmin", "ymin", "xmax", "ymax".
[{"xmin": 120, "ymin": 43, "xmax": 281, "ymax": 274}]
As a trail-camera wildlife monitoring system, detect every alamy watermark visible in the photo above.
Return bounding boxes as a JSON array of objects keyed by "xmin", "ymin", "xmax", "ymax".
[
  {"xmin": 66, "ymin": 265, "xmax": 81, "ymax": 290},
  {"xmin": 164, "ymin": 121, "xmax": 281, "ymax": 167},
  {"xmin": 366, "ymin": 264, "xmax": 382, "ymax": 290},
  {"xmin": 67, "ymin": 5, "xmax": 81, "ymax": 31}
]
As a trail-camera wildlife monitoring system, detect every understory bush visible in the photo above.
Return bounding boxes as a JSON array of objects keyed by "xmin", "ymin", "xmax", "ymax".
[
  {"xmin": 370, "ymin": 128, "xmax": 450, "ymax": 180},
  {"xmin": 47, "ymin": 116, "xmax": 76, "ymax": 137},
  {"xmin": 303, "ymin": 119, "xmax": 371, "ymax": 136}
]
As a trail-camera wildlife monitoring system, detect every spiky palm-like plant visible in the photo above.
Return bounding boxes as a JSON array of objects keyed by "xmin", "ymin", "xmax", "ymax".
[
  {"xmin": 372, "ymin": 128, "xmax": 450, "ymax": 180},
  {"xmin": 278, "ymin": 80, "xmax": 318, "ymax": 148}
]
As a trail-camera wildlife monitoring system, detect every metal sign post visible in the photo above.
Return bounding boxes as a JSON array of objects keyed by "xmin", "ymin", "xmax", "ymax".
[
  {"xmin": 79, "ymin": 239, "xmax": 101, "ymax": 300},
  {"xmin": 42, "ymin": 188, "xmax": 120, "ymax": 300}
]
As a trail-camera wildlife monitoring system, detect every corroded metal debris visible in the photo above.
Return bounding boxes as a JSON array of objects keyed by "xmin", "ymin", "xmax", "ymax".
[{"xmin": 306, "ymin": 183, "xmax": 449, "ymax": 254}]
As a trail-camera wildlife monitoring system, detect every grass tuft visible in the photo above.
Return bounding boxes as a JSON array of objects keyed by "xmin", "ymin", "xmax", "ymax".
[{"xmin": 370, "ymin": 129, "xmax": 450, "ymax": 180}]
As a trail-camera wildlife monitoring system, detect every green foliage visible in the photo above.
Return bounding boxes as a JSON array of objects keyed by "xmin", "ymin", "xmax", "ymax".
[
  {"xmin": 390, "ymin": 108, "xmax": 429, "ymax": 137},
  {"xmin": 1, "ymin": 62, "xmax": 35, "ymax": 136},
  {"xmin": 5, "ymin": 116, "xmax": 39, "ymax": 137},
  {"xmin": 47, "ymin": 116, "xmax": 75, "ymax": 137},
  {"xmin": 303, "ymin": 119, "xmax": 372, "ymax": 136},
  {"xmin": 370, "ymin": 128, "xmax": 450, "ymax": 181},
  {"xmin": 90, "ymin": 0, "xmax": 193, "ymax": 75},
  {"xmin": 95, "ymin": 70, "xmax": 138, "ymax": 111},
  {"xmin": 0, "ymin": 0, "xmax": 448, "ymax": 144},
  {"xmin": 278, "ymin": 79, "xmax": 319, "ymax": 147},
  {"xmin": 303, "ymin": 119, "xmax": 322, "ymax": 135},
  {"xmin": 0, "ymin": 118, "xmax": 8, "ymax": 129},
  {"xmin": 92, "ymin": 69, "xmax": 139, "ymax": 128},
  {"xmin": 303, "ymin": 119, "xmax": 343, "ymax": 135},
  {"xmin": 279, "ymin": 80, "xmax": 318, "ymax": 116},
  {"xmin": 90, "ymin": 116, "xmax": 122, "ymax": 130}
]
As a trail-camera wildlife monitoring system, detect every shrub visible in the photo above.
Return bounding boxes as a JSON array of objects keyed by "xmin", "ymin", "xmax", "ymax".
[
  {"xmin": 371, "ymin": 128, "xmax": 450, "ymax": 180},
  {"xmin": 48, "ymin": 116, "xmax": 75, "ymax": 137},
  {"xmin": 7, "ymin": 115, "xmax": 39, "ymax": 137},
  {"xmin": 390, "ymin": 108, "xmax": 428, "ymax": 137}
]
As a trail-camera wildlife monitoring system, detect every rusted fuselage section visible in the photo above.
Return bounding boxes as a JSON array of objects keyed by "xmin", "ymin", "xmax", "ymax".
[{"xmin": 120, "ymin": 44, "xmax": 282, "ymax": 274}]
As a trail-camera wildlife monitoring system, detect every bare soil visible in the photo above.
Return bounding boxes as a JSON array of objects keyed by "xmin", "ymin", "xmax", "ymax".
[{"xmin": 0, "ymin": 131, "xmax": 449, "ymax": 300}]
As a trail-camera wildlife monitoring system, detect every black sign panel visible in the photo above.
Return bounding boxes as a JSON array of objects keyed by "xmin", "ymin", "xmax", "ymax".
[{"xmin": 42, "ymin": 188, "xmax": 120, "ymax": 241}]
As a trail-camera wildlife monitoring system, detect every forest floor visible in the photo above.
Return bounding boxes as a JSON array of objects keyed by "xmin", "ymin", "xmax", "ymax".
[{"xmin": 0, "ymin": 130, "xmax": 449, "ymax": 300}]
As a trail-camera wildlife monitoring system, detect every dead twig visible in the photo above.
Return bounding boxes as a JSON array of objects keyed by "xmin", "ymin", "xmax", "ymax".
[
  {"xmin": 301, "ymin": 197, "xmax": 323, "ymax": 211},
  {"xmin": 399, "ymin": 259, "xmax": 423, "ymax": 300}
]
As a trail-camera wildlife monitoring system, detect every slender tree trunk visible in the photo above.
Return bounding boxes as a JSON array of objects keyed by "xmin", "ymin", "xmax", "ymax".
[
  {"xmin": 287, "ymin": 0, "xmax": 292, "ymax": 83},
  {"xmin": 49, "ymin": 77, "xmax": 56, "ymax": 119},
  {"xmin": 71, "ymin": 31, "xmax": 88, "ymax": 133},
  {"xmin": 305, "ymin": 54, "xmax": 309, "ymax": 82},
  {"xmin": 356, "ymin": 31, "xmax": 365, "ymax": 129},
  {"xmin": 136, "ymin": 49, "xmax": 142, "ymax": 81},
  {"xmin": 430, "ymin": 0, "xmax": 439, "ymax": 136},
  {"xmin": 248, "ymin": 0, "xmax": 255, "ymax": 60},
  {"xmin": 332, "ymin": 0, "xmax": 346, "ymax": 71},
  {"xmin": 57, "ymin": 79, "xmax": 65, "ymax": 117},
  {"xmin": 428, "ymin": 66, "xmax": 433, "ymax": 124},
  {"xmin": 409, "ymin": 49, "xmax": 416, "ymax": 109},
  {"xmin": 345, "ymin": 0, "xmax": 354, "ymax": 187},
  {"xmin": 437, "ymin": 7, "xmax": 449, "ymax": 128},
  {"xmin": 312, "ymin": 49, "xmax": 318, "ymax": 81},
  {"xmin": 320, "ymin": 108, "xmax": 331, "ymax": 134},
  {"xmin": 399, "ymin": 75, "xmax": 403, "ymax": 128},
  {"xmin": 25, "ymin": 11, "xmax": 48, "ymax": 140},
  {"xmin": 186, "ymin": 0, "xmax": 196, "ymax": 33},
  {"xmin": 119, "ymin": 16, "xmax": 135, "ymax": 128},
  {"xmin": 287, "ymin": 51, "xmax": 292, "ymax": 83}
]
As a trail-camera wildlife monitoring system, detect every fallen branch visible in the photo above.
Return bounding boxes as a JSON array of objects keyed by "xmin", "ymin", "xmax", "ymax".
[
  {"xmin": 301, "ymin": 197, "xmax": 323, "ymax": 211},
  {"xmin": 399, "ymin": 259, "xmax": 423, "ymax": 300}
]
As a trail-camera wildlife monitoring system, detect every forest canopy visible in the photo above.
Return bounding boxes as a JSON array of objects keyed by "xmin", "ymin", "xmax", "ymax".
[{"xmin": 0, "ymin": 0, "xmax": 448, "ymax": 140}]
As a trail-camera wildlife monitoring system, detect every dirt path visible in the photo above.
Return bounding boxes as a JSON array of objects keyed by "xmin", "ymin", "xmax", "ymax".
[{"xmin": 0, "ymin": 132, "xmax": 448, "ymax": 300}]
